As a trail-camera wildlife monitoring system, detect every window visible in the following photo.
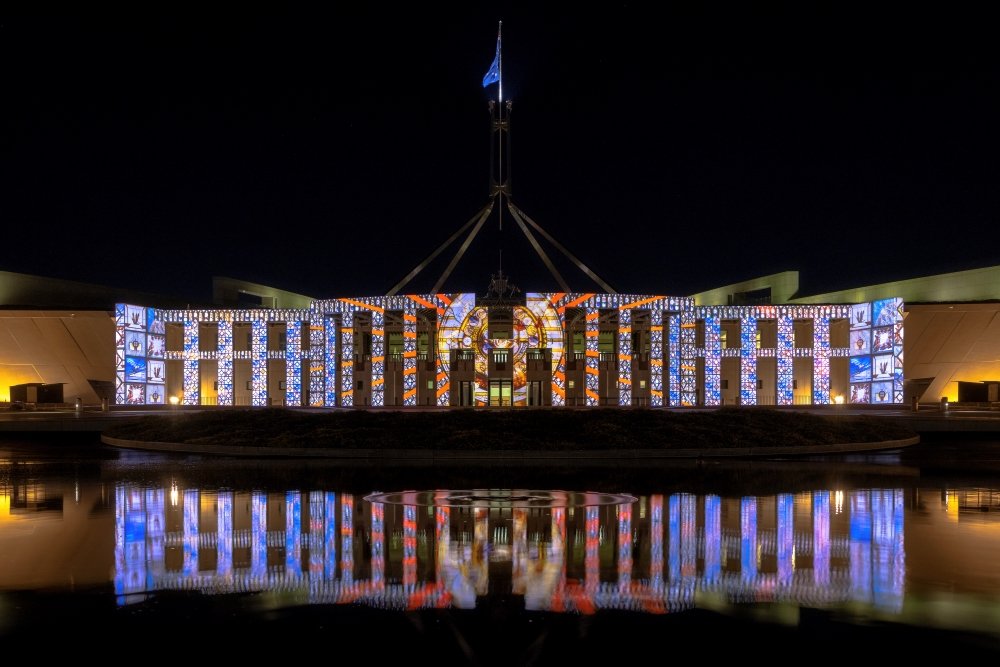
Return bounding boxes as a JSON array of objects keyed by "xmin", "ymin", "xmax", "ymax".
[
  {"xmin": 356, "ymin": 380, "xmax": 364, "ymax": 391},
  {"xmin": 720, "ymin": 330, "xmax": 728, "ymax": 348},
  {"xmin": 568, "ymin": 380, "xmax": 575, "ymax": 389},
  {"xmin": 639, "ymin": 380, "xmax": 646, "ymax": 389},
  {"xmin": 427, "ymin": 380, "xmax": 434, "ymax": 390}
]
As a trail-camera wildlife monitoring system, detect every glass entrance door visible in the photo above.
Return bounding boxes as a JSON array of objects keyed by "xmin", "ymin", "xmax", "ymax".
[{"xmin": 489, "ymin": 379, "xmax": 512, "ymax": 406}]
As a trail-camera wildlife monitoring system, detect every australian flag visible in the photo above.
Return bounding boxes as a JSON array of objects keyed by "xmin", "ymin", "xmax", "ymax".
[{"xmin": 482, "ymin": 30, "xmax": 500, "ymax": 88}]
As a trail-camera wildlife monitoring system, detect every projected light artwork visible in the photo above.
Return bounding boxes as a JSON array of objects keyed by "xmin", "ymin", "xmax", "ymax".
[{"xmin": 116, "ymin": 291, "xmax": 905, "ymax": 408}]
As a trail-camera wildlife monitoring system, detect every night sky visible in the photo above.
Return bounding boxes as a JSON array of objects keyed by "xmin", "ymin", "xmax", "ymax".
[{"xmin": 3, "ymin": 8, "xmax": 998, "ymax": 305}]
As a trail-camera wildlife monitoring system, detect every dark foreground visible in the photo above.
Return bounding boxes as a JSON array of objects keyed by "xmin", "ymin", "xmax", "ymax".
[{"xmin": 5, "ymin": 586, "xmax": 999, "ymax": 660}]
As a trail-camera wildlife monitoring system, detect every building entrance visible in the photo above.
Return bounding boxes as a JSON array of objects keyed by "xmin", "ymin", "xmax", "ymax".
[{"xmin": 489, "ymin": 379, "xmax": 512, "ymax": 407}]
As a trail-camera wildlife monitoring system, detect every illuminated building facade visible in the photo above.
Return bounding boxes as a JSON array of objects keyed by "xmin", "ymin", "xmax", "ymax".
[
  {"xmin": 114, "ymin": 291, "xmax": 906, "ymax": 408},
  {"xmin": 18, "ymin": 263, "xmax": 1000, "ymax": 409}
]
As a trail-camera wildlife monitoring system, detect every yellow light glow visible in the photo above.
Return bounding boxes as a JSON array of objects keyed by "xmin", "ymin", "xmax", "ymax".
[
  {"xmin": 833, "ymin": 395, "xmax": 844, "ymax": 404},
  {"xmin": 169, "ymin": 396, "xmax": 180, "ymax": 405}
]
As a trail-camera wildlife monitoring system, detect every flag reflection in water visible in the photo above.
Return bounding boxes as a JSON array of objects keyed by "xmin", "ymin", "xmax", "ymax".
[{"xmin": 113, "ymin": 486, "xmax": 905, "ymax": 616}]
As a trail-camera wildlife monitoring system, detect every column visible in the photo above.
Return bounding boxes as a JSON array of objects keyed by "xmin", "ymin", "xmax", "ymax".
[
  {"xmin": 777, "ymin": 314, "xmax": 794, "ymax": 405},
  {"xmin": 813, "ymin": 315, "xmax": 831, "ymax": 404},
  {"xmin": 182, "ymin": 319, "xmax": 199, "ymax": 405},
  {"xmin": 285, "ymin": 321, "xmax": 303, "ymax": 406},
  {"xmin": 618, "ymin": 307, "xmax": 632, "ymax": 406},
  {"xmin": 740, "ymin": 314, "xmax": 758, "ymax": 405},
  {"xmin": 218, "ymin": 319, "xmax": 234, "ymax": 406},
  {"xmin": 251, "ymin": 319, "xmax": 267, "ymax": 407},
  {"xmin": 585, "ymin": 305, "xmax": 599, "ymax": 406}
]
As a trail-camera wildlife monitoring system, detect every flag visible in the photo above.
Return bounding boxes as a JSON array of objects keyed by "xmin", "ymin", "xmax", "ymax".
[{"xmin": 482, "ymin": 25, "xmax": 501, "ymax": 89}]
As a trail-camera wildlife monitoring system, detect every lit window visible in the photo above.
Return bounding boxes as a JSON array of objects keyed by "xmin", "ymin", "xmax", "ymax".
[
  {"xmin": 568, "ymin": 380, "xmax": 575, "ymax": 389},
  {"xmin": 639, "ymin": 380, "xmax": 646, "ymax": 389}
]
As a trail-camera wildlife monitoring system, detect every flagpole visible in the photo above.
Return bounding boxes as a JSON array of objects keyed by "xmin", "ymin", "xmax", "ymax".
[{"xmin": 497, "ymin": 20, "xmax": 503, "ymax": 231}]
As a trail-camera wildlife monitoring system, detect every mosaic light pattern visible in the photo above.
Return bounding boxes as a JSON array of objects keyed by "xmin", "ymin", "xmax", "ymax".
[
  {"xmin": 285, "ymin": 321, "xmax": 302, "ymax": 407},
  {"xmin": 403, "ymin": 306, "xmax": 417, "ymax": 406},
  {"xmin": 812, "ymin": 317, "xmax": 831, "ymax": 404},
  {"xmin": 309, "ymin": 320, "xmax": 325, "ymax": 407},
  {"xmin": 218, "ymin": 320, "xmax": 233, "ymax": 406},
  {"xmin": 777, "ymin": 315, "xmax": 794, "ymax": 405},
  {"xmin": 117, "ymin": 295, "xmax": 899, "ymax": 407},
  {"xmin": 703, "ymin": 316, "xmax": 721, "ymax": 406},
  {"xmin": 680, "ymin": 313, "xmax": 697, "ymax": 406},
  {"xmin": 740, "ymin": 315, "xmax": 758, "ymax": 405},
  {"xmin": 617, "ymin": 307, "xmax": 632, "ymax": 406},
  {"xmin": 333, "ymin": 312, "xmax": 348, "ymax": 407},
  {"xmin": 183, "ymin": 320, "xmax": 199, "ymax": 405},
  {"xmin": 668, "ymin": 315, "xmax": 680, "ymax": 406},
  {"xmin": 525, "ymin": 293, "xmax": 564, "ymax": 407},
  {"xmin": 437, "ymin": 293, "xmax": 477, "ymax": 405},
  {"xmin": 585, "ymin": 306, "xmax": 599, "ymax": 406},
  {"xmin": 251, "ymin": 320, "xmax": 267, "ymax": 407},
  {"xmin": 650, "ymin": 309, "xmax": 664, "ymax": 406}
]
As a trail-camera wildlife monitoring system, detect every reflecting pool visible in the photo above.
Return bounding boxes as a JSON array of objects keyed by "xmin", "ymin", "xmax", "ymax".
[{"xmin": 2, "ymin": 435, "xmax": 1000, "ymax": 659}]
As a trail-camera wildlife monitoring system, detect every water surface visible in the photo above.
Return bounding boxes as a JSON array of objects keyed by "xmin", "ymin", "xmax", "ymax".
[{"xmin": 2, "ymin": 435, "xmax": 1000, "ymax": 660}]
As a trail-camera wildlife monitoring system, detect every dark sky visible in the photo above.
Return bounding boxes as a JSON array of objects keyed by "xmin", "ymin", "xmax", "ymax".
[{"xmin": 3, "ymin": 7, "xmax": 998, "ymax": 304}]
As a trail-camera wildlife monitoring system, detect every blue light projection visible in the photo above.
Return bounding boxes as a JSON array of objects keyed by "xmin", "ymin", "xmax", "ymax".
[
  {"xmin": 183, "ymin": 320, "xmax": 198, "ymax": 405},
  {"xmin": 331, "ymin": 312, "xmax": 346, "ymax": 407},
  {"xmin": 680, "ymin": 312, "xmax": 697, "ymax": 406},
  {"xmin": 218, "ymin": 492, "xmax": 233, "ymax": 579},
  {"xmin": 308, "ymin": 492, "xmax": 325, "ymax": 580},
  {"xmin": 118, "ymin": 293, "xmax": 901, "ymax": 408},
  {"xmin": 285, "ymin": 321, "xmax": 302, "ymax": 406},
  {"xmin": 703, "ymin": 316, "xmax": 721, "ymax": 406},
  {"xmin": 741, "ymin": 497, "xmax": 758, "ymax": 582},
  {"xmin": 668, "ymin": 315, "xmax": 680, "ymax": 406},
  {"xmin": 813, "ymin": 316, "xmax": 831, "ymax": 404},
  {"xmin": 814, "ymin": 490, "xmax": 831, "ymax": 586},
  {"xmin": 777, "ymin": 315, "xmax": 794, "ymax": 405},
  {"xmin": 777, "ymin": 493, "xmax": 793, "ymax": 586},
  {"xmin": 251, "ymin": 320, "xmax": 267, "ymax": 407},
  {"xmin": 110, "ymin": 483, "xmax": 908, "ymax": 615},
  {"xmin": 703, "ymin": 495, "xmax": 721, "ymax": 583},
  {"xmin": 252, "ymin": 491, "xmax": 267, "ymax": 578},
  {"xmin": 286, "ymin": 491, "xmax": 301, "ymax": 577},
  {"xmin": 218, "ymin": 319, "xmax": 233, "ymax": 406},
  {"xmin": 740, "ymin": 314, "xmax": 758, "ymax": 405}
]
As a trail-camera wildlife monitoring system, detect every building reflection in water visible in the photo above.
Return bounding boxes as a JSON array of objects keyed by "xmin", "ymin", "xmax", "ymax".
[{"xmin": 113, "ymin": 485, "xmax": 905, "ymax": 616}]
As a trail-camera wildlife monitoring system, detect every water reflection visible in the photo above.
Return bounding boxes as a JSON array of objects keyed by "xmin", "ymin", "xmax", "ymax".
[{"xmin": 113, "ymin": 483, "xmax": 907, "ymax": 616}]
